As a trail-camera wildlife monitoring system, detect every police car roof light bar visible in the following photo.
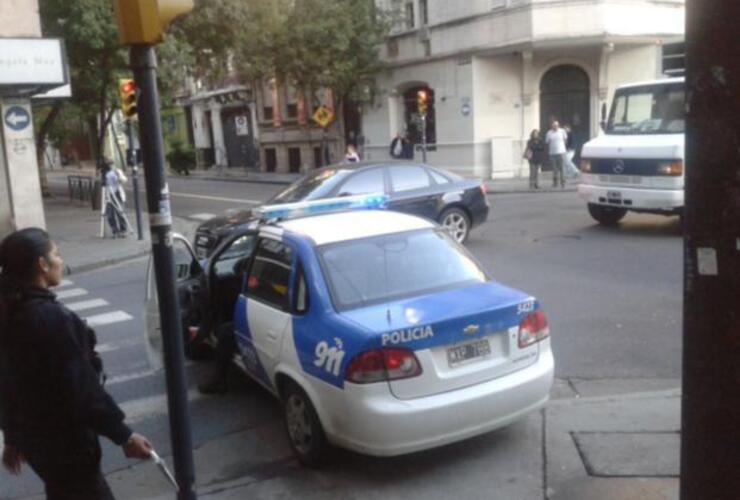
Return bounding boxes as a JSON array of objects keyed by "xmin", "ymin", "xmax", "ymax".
[{"xmin": 256, "ymin": 193, "xmax": 388, "ymax": 221}]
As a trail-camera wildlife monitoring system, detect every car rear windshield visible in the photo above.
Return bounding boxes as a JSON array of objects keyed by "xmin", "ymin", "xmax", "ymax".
[
  {"xmin": 268, "ymin": 168, "xmax": 353, "ymax": 204},
  {"xmin": 318, "ymin": 229, "xmax": 487, "ymax": 310}
]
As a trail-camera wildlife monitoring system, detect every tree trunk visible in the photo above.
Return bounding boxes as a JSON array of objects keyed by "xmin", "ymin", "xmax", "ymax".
[{"xmin": 35, "ymin": 101, "xmax": 64, "ymax": 198}]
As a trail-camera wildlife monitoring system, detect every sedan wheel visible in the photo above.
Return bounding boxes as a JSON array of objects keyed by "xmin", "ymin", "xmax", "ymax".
[
  {"xmin": 440, "ymin": 208, "xmax": 471, "ymax": 243},
  {"xmin": 283, "ymin": 383, "xmax": 328, "ymax": 466}
]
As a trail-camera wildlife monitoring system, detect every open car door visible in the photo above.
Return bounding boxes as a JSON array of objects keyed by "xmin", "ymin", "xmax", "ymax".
[{"xmin": 144, "ymin": 233, "xmax": 204, "ymax": 370}]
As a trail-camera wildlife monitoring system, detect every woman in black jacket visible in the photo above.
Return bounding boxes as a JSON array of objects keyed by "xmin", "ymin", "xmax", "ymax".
[
  {"xmin": 524, "ymin": 129, "xmax": 545, "ymax": 189},
  {"xmin": 0, "ymin": 228, "xmax": 152, "ymax": 499}
]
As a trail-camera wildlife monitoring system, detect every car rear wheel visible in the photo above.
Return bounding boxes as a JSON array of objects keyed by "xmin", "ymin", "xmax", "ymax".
[
  {"xmin": 440, "ymin": 207, "xmax": 471, "ymax": 243},
  {"xmin": 587, "ymin": 203, "xmax": 627, "ymax": 226},
  {"xmin": 283, "ymin": 382, "xmax": 328, "ymax": 466}
]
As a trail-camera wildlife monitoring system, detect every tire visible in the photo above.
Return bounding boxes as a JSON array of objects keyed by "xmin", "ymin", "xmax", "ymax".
[
  {"xmin": 587, "ymin": 203, "xmax": 627, "ymax": 226},
  {"xmin": 282, "ymin": 382, "xmax": 329, "ymax": 466},
  {"xmin": 440, "ymin": 207, "xmax": 471, "ymax": 243}
]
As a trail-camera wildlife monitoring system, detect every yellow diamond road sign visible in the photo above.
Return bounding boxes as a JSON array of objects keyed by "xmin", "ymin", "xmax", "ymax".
[{"xmin": 312, "ymin": 105, "xmax": 334, "ymax": 128}]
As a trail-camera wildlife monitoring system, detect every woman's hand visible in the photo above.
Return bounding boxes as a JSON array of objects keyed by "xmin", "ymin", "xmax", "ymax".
[
  {"xmin": 122, "ymin": 433, "xmax": 153, "ymax": 459},
  {"xmin": 2, "ymin": 445, "xmax": 25, "ymax": 475}
]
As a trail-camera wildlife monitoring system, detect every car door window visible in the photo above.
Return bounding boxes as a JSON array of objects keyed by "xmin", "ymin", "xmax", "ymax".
[
  {"xmin": 390, "ymin": 166, "xmax": 431, "ymax": 192},
  {"xmin": 428, "ymin": 168, "xmax": 450, "ymax": 185},
  {"xmin": 213, "ymin": 234, "xmax": 257, "ymax": 278},
  {"xmin": 337, "ymin": 168, "xmax": 385, "ymax": 196},
  {"xmin": 246, "ymin": 238, "xmax": 293, "ymax": 311}
]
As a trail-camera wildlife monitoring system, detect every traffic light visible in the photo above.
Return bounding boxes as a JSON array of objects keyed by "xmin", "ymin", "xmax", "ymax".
[
  {"xmin": 119, "ymin": 79, "xmax": 137, "ymax": 119},
  {"xmin": 113, "ymin": 0, "xmax": 194, "ymax": 45},
  {"xmin": 417, "ymin": 89, "xmax": 429, "ymax": 115}
]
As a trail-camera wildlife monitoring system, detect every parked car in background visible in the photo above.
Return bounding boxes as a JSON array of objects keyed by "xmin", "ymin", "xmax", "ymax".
[{"xmin": 193, "ymin": 161, "xmax": 489, "ymax": 257}]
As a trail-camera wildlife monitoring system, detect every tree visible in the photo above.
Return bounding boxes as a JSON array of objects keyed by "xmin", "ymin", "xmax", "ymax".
[{"xmin": 34, "ymin": 0, "xmax": 193, "ymax": 193}]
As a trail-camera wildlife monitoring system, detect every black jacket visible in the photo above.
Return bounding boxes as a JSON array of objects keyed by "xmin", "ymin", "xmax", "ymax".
[
  {"xmin": 0, "ymin": 287, "xmax": 131, "ymax": 461},
  {"xmin": 526, "ymin": 138, "xmax": 546, "ymax": 164}
]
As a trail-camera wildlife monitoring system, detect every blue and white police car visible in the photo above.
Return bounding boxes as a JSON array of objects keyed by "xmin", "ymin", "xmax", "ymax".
[{"xmin": 145, "ymin": 195, "xmax": 554, "ymax": 464}]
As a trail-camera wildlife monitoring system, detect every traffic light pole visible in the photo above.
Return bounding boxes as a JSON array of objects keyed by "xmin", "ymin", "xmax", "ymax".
[
  {"xmin": 681, "ymin": 1, "xmax": 740, "ymax": 498},
  {"xmin": 421, "ymin": 113, "xmax": 427, "ymax": 163},
  {"xmin": 126, "ymin": 119, "xmax": 144, "ymax": 240},
  {"xmin": 130, "ymin": 44, "xmax": 197, "ymax": 500}
]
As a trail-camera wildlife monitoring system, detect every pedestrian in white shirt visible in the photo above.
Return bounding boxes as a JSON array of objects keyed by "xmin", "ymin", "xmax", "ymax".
[{"xmin": 545, "ymin": 120, "xmax": 568, "ymax": 188}]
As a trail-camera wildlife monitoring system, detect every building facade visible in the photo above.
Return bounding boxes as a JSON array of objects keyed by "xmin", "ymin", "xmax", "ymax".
[
  {"xmin": 186, "ymin": 81, "xmax": 343, "ymax": 173},
  {"xmin": 363, "ymin": 0, "xmax": 685, "ymax": 178}
]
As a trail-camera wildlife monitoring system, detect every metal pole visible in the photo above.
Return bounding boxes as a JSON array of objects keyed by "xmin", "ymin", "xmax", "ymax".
[
  {"xmin": 681, "ymin": 1, "xmax": 740, "ymax": 498},
  {"xmin": 130, "ymin": 44, "xmax": 197, "ymax": 500},
  {"xmin": 421, "ymin": 113, "xmax": 427, "ymax": 163},
  {"xmin": 126, "ymin": 119, "xmax": 144, "ymax": 240}
]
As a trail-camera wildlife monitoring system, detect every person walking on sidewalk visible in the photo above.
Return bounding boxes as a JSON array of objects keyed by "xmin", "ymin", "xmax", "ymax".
[
  {"xmin": 0, "ymin": 228, "xmax": 152, "ymax": 499},
  {"xmin": 524, "ymin": 129, "xmax": 545, "ymax": 189},
  {"xmin": 546, "ymin": 120, "xmax": 568, "ymax": 188},
  {"xmin": 344, "ymin": 144, "xmax": 360, "ymax": 163}
]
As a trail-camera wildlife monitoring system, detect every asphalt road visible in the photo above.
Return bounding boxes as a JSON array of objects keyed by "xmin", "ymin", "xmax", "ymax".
[{"xmin": 2, "ymin": 178, "xmax": 683, "ymax": 498}]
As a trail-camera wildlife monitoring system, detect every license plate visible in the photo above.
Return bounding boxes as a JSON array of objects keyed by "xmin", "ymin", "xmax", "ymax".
[
  {"xmin": 447, "ymin": 338, "xmax": 491, "ymax": 366},
  {"xmin": 607, "ymin": 190, "xmax": 622, "ymax": 200}
]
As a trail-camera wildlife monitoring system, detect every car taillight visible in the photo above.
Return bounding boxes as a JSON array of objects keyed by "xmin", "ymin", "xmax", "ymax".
[
  {"xmin": 580, "ymin": 159, "xmax": 592, "ymax": 173},
  {"xmin": 518, "ymin": 310, "xmax": 550, "ymax": 348},
  {"xmin": 345, "ymin": 348, "xmax": 422, "ymax": 384}
]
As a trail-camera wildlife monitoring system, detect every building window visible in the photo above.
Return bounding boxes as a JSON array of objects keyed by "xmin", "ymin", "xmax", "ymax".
[
  {"xmin": 419, "ymin": 0, "xmax": 428, "ymax": 25},
  {"xmin": 405, "ymin": 2, "xmax": 415, "ymax": 29},
  {"xmin": 662, "ymin": 42, "xmax": 685, "ymax": 77},
  {"xmin": 288, "ymin": 147, "xmax": 301, "ymax": 173},
  {"xmin": 403, "ymin": 86, "xmax": 436, "ymax": 146},
  {"xmin": 285, "ymin": 86, "xmax": 299, "ymax": 119},
  {"xmin": 422, "ymin": 39, "xmax": 431, "ymax": 57},
  {"xmin": 261, "ymin": 81, "xmax": 275, "ymax": 122},
  {"xmin": 387, "ymin": 39, "xmax": 399, "ymax": 58},
  {"xmin": 265, "ymin": 148, "xmax": 277, "ymax": 172},
  {"xmin": 314, "ymin": 147, "xmax": 323, "ymax": 168}
]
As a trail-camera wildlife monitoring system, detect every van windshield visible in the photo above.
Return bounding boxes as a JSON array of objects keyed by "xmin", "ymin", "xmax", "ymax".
[{"xmin": 606, "ymin": 83, "xmax": 685, "ymax": 135}]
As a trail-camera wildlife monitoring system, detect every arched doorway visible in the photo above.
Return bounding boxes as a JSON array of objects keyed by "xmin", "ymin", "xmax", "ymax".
[
  {"xmin": 540, "ymin": 65, "xmax": 590, "ymax": 161},
  {"xmin": 403, "ymin": 85, "xmax": 436, "ymax": 147}
]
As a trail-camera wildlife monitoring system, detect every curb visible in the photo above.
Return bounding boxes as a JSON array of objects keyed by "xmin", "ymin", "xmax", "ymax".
[
  {"xmin": 487, "ymin": 186, "xmax": 578, "ymax": 195},
  {"xmin": 65, "ymin": 249, "xmax": 152, "ymax": 276},
  {"xmin": 201, "ymin": 176, "xmax": 294, "ymax": 185}
]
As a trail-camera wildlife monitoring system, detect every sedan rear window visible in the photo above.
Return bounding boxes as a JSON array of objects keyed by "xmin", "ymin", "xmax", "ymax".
[{"xmin": 318, "ymin": 229, "xmax": 487, "ymax": 310}]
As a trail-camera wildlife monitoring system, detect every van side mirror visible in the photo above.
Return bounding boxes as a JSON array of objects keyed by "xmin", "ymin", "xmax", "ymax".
[{"xmin": 600, "ymin": 103, "xmax": 608, "ymax": 130}]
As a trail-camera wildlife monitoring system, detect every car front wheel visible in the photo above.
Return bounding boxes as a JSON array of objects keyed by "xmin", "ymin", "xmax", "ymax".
[
  {"xmin": 440, "ymin": 207, "xmax": 471, "ymax": 243},
  {"xmin": 283, "ymin": 382, "xmax": 328, "ymax": 466},
  {"xmin": 587, "ymin": 203, "xmax": 627, "ymax": 226}
]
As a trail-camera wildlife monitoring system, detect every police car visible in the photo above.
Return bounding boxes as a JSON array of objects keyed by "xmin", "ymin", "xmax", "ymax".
[{"xmin": 145, "ymin": 195, "xmax": 554, "ymax": 464}]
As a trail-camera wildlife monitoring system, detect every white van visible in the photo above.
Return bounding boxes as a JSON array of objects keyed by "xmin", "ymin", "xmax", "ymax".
[{"xmin": 578, "ymin": 77, "xmax": 685, "ymax": 225}]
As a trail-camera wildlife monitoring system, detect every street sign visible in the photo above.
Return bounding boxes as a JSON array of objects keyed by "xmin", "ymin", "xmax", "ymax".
[
  {"xmin": 0, "ymin": 39, "xmax": 67, "ymax": 87},
  {"xmin": 312, "ymin": 105, "xmax": 334, "ymax": 128},
  {"xmin": 4, "ymin": 106, "xmax": 31, "ymax": 131}
]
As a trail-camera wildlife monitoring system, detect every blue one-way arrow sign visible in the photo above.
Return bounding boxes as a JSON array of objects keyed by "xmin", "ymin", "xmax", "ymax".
[{"xmin": 4, "ymin": 106, "xmax": 31, "ymax": 131}]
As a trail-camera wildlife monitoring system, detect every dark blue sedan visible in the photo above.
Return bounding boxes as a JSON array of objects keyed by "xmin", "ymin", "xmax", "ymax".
[{"xmin": 194, "ymin": 161, "xmax": 489, "ymax": 257}]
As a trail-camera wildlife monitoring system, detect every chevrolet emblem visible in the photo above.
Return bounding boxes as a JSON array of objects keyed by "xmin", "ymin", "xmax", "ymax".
[{"xmin": 463, "ymin": 324, "xmax": 480, "ymax": 334}]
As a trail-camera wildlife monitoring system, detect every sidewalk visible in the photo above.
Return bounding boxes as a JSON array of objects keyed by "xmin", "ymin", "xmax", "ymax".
[
  {"xmin": 27, "ymin": 378, "xmax": 675, "ymax": 500},
  {"xmin": 43, "ymin": 188, "xmax": 198, "ymax": 275}
]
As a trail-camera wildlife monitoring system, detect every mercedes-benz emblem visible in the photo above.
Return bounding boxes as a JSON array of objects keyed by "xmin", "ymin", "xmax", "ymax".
[{"xmin": 613, "ymin": 160, "xmax": 625, "ymax": 174}]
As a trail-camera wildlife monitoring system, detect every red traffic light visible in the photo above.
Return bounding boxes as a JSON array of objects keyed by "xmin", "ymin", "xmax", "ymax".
[{"xmin": 121, "ymin": 80, "xmax": 135, "ymax": 93}]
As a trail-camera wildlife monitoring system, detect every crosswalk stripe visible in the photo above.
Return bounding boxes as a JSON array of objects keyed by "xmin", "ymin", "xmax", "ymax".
[
  {"xmin": 66, "ymin": 298, "xmax": 110, "ymax": 312},
  {"xmin": 122, "ymin": 388, "xmax": 202, "ymax": 424},
  {"xmin": 97, "ymin": 336, "xmax": 140, "ymax": 353},
  {"xmin": 189, "ymin": 213, "xmax": 217, "ymax": 221},
  {"xmin": 56, "ymin": 279, "xmax": 74, "ymax": 288},
  {"xmin": 56, "ymin": 288, "xmax": 88, "ymax": 300},
  {"xmin": 170, "ymin": 191, "xmax": 260, "ymax": 204},
  {"xmin": 107, "ymin": 369, "xmax": 157, "ymax": 385},
  {"xmin": 85, "ymin": 310, "xmax": 133, "ymax": 328}
]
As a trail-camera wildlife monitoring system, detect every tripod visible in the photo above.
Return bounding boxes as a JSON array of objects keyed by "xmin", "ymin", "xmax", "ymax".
[{"xmin": 99, "ymin": 185, "xmax": 134, "ymax": 238}]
